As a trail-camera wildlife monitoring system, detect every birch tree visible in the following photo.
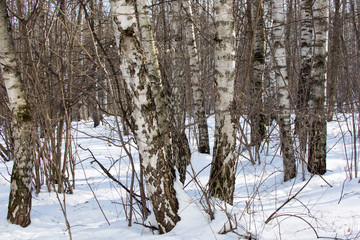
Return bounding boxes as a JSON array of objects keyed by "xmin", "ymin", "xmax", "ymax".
[
  {"xmin": 110, "ymin": 0, "xmax": 180, "ymax": 233},
  {"xmin": 327, "ymin": 0, "xmax": 341, "ymax": 120},
  {"xmin": 136, "ymin": 0, "xmax": 178, "ymax": 171},
  {"xmin": 183, "ymin": 0, "xmax": 210, "ymax": 154},
  {"xmin": 167, "ymin": 0, "xmax": 191, "ymax": 184},
  {"xmin": 248, "ymin": 1, "xmax": 266, "ymax": 163},
  {"xmin": 297, "ymin": 0, "xmax": 313, "ymax": 169},
  {"xmin": 272, "ymin": 0, "xmax": 297, "ymax": 181},
  {"xmin": 209, "ymin": 0, "xmax": 237, "ymax": 205},
  {"xmin": 0, "ymin": 0, "xmax": 33, "ymax": 227},
  {"xmin": 307, "ymin": 0, "xmax": 328, "ymax": 175}
]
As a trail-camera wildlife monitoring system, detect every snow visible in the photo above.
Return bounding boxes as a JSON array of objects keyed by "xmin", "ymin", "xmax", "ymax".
[{"xmin": 1, "ymin": 115, "xmax": 360, "ymax": 239}]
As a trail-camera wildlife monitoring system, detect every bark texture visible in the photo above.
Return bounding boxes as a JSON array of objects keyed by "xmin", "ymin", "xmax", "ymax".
[
  {"xmin": 110, "ymin": 0, "xmax": 180, "ymax": 233},
  {"xmin": 0, "ymin": 0, "xmax": 33, "ymax": 227},
  {"xmin": 138, "ymin": 0, "xmax": 191, "ymax": 184},
  {"xmin": 249, "ymin": 1, "xmax": 266, "ymax": 149},
  {"xmin": 327, "ymin": 0, "xmax": 340, "ymax": 120},
  {"xmin": 297, "ymin": 0, "xmax": 313, "ymax": 170},
  {"xmin": 209, "ymin": 0, "xmax": 237, "ymax": 205},
  {"xmin": 307, "ymin": 0, "xmax": 328, "ymax": 175},
  {"xmin": 272, "ymin": 0, "xmax": 297, "ymax": 181},
  {"xmin": 183, "ymin": 0, "xmax": 210, "ymax": 154},
  {"xmin": 168, "ymin": 0, "xmax": 191, "ymax": 184},
  {"xmin": 298, "ymin": 0, "xmax": 313, "ymax": 124}
]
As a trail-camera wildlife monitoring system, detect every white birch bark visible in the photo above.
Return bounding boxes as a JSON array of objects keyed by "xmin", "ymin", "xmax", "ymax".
[
  {"xmin": 300, "ymin": 0, "xmax": 313, "ymax": 99},
  {"xmin": 136, "ymin": 0, "xmax": 174, "ymax": 165},
  {"xmin": 110, "ymin": 0, "xmax": 180, "ymax": 233},
  {"xmin": 297, "ymin": 0, "xmax": 313, "ymax": 123},
  {"xmin": 0, "ymin": 0, "xmax": 33, "ymax": 227},
  {"xmin": 272, "ymin": 0, "xmax": 297, "ymax": 181},
  {"xmin": 307, "ymin": 0, "xmax": 328, "ymax": 175},
  {"xmin": 138, "ymin": 0, "xmax": 191, "ymax": 184},
  {"xmin": 183, "ymin": 0, "xmax": 210, "ymax": 154},
  {"xmin": 209, "ymin": 0, "xmax": 237, "ymax": 205}
]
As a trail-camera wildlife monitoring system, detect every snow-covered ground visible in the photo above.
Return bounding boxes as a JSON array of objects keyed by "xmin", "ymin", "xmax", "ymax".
[{"xmin": 1, "ymin": 115, "xmax": 359, "ymax": 240}]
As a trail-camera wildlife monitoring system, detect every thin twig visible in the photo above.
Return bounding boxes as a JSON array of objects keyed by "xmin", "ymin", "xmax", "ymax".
[
  {"xmin": 265, "ymin": 175, "xmax": 313, "ymax": 224},
  {"xmin": 79, "ymin": 157, "xmax": 111, "ymax": 225},
  {"xmin": 183, "ymin": 163, "xmax": 210, "ymax": 188},
  {"xmin": 53, "ymin": 185, "xmax": 72, "ymax": 240},
  {"xmin": 133, "ymin": 221, "xmax": 159, "ymax": 232},
  {"xmin": 78, "ymin": 145, "xmax": 150, "ymax": 212},
  {"xmin": 187, "ymin": 161, "xmax": 214, "ymax": 220},
  {"xmin": 318, "ymin": 174, "xmax": 333, "ymax": 188},
  {"xmin": 338, "ymin": 178, "xmax": 347, "ymax": 204},
  {"xmin": 272, "ymin": 214, "xmax": 319, "ymax": 238}
]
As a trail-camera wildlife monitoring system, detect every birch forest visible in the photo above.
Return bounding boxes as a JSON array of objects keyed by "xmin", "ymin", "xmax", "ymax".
[{"xmin": 1, "ymin": 0, "xmax": 360, "ymax": 238}]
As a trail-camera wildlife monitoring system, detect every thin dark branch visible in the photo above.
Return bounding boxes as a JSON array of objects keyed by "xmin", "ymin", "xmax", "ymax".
[
  {"xmin": 272, "ymin": 214, "xmax": 319, "ymax": 238},
  {"xmin": 78, "ymin": 145, "xmax": 150, "ymax": 213},
  {"xmin": 265, "ymin": 175, "xmax": 313, "ymax": 224},
  {"xmin": 133, "ymin": 221, "xmax": 159, "ymax": 232}
]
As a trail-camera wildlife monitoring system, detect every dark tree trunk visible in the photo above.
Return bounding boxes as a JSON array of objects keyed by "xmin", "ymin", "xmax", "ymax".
[{"xmin": 307, "ymin": 0, "xmax": 328, "ymax": 175}]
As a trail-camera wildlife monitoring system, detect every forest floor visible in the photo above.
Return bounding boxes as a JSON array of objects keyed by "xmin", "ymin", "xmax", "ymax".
[{"xmin": 1, "ymin": 114, "xmax": 360, "ymax": 240}]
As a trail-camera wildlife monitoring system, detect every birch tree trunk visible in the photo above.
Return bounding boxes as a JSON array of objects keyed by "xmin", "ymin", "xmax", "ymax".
[
  {"xmin": 307, "ymin": 0, "xmax": 328, "ymax": 175},
  {"xmin": 297, "ymin": 0, "xmax": 313, "ymax": 171},
  {"xmin": 183, "ymin": 0, "xmax": 210, "ymax": 154},
  {"xmin": 138, "ymin": 0, "xmax": 191, "ymax": 184},
  {"xmin": 136, "ymin": 0, "xmax": 175, "ymax": 168},
  {"xmin": 249, "ymin": 1, "xmax": 266, "ymax": 151},
  {"xmin": 110, "ymin": 0, "xmax": 180, "ymax": 233},
  {"xmin": 0, "ymin": 0, "xmax": 33, "ymax": 227},
  {"xmin": 272, "ymin": 0, "xmax": 297, "ymax": 181},
  {"xmin": 327, "ymin": 0, "xmax": 341, "ymax": 121},
  {"xmin": 209, "ymin": 0, "xmax": 237, "ymax": 205},
  {"xmin": 167, "ymin": 0, "xmax": 191, "ymax": 184}
]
